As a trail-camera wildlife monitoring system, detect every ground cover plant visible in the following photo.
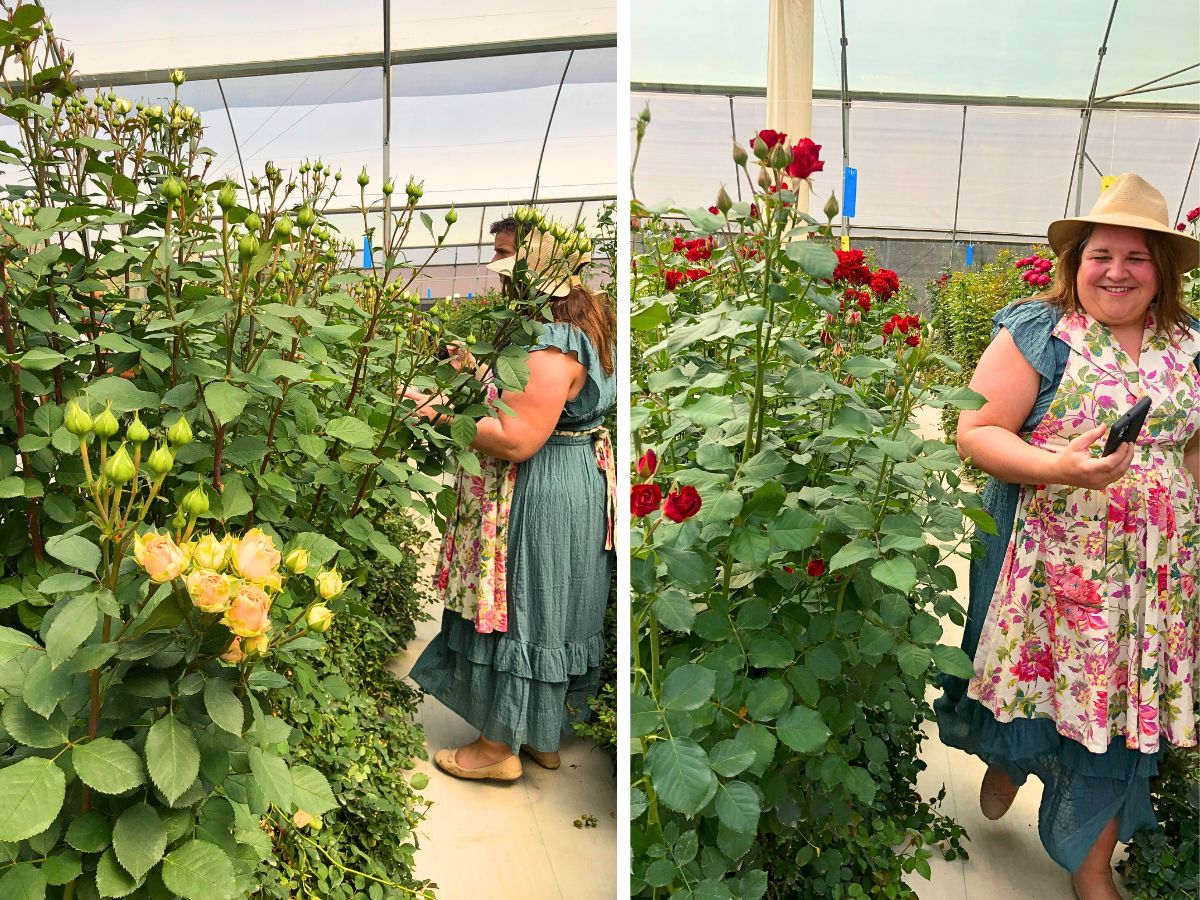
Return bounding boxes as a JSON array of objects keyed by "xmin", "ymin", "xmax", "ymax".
[
  {"xmin": 630, "ymin": 119, "xmax": 983, "ymax": 898},
  {"xmin": 0, "ymin": 3, "xmax": 576, "ymax": 895}
]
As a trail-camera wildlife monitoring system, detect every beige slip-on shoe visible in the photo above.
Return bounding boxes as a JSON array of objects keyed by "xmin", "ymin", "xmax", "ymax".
[
  {"xmin": 978, "ymin": 765, "xmax": 1021, "ymax": 820},
  {"xmin": 433, "ymin": 747, "xmax": 523, "ymax": 782},
  {"xmin": 521, "ymin": 745, "xmax": 561, "ymax": 770}
]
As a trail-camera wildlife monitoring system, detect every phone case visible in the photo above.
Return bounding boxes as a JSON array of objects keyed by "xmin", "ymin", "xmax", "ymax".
[{"xmin": 1101, "ymin": 395, "xmax": 1152, "ymax": 457}]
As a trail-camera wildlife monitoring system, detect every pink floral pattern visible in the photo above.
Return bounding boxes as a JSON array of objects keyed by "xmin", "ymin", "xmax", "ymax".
[{"xmin": 969, "ymin": 310, "xmax": 1200, "ymax": 754}]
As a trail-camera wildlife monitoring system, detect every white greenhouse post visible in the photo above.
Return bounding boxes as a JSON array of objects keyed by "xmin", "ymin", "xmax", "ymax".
[
  {"xmin": 766, "ymin": 0, "xmax": 815, "ymax": 216},
  {"xmin": 381, "ymin": 0, "xmax": 393, "ymax": 255}
]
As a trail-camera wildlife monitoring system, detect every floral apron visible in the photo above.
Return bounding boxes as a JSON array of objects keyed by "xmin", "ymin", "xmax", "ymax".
[
  {"xmin": 969, "ymin": 310, "xmax": 1200, "ymax": 755},
  {"xmin": 433, "ymin": 384, "xmax": 616, "ymax": 635}
]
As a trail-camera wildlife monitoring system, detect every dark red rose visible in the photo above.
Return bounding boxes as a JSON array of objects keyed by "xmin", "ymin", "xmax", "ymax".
[
  {"xmin": 1178, "ymin": 223, "xmax": 1188, "ymax": 232},
  {"xmin": 786, "ymin": 138, "xmax": 824, "ymax": 180},
  {"xmin": 857, "ymin": 294, "xmax": 872, "ymax": 313},
  {"xmin": 755, "ymin": 129, "xmax": 787, "ymax": 150},
  {"xmin": 832, "ymin": 248, "xmax": 871, "ymax": 286},
  {"xmin": 782, "ymin": 565, "xmax": 795, "ymax": 574},
  {"xmin": 820, "ymin": 329, "xmax": 834, "ymax": 346},
  {"xmin": 905, "ymin": 333, "xmax": 920, "ymax": 347},
  {"xmin": 672, "ymin": 237, "xmax": 685, "ymax": 252},
  {"xmin": 1187, "ymin": 207, "xmax": 1199, "ymax": 223},
  {"xmin": 708, "ymin": 205, "xmax": 720, "ymax": 214},
  {"xmin": 686, "ymin": 268, "xmax": 709, "ymax": 281},
  {"xmin": 631, "ymin": 483, "xmax": 663, "ymax": 517},
  {"xmin": 664, "ymin": 270, "xmax": 684, "ymax": 292},
  {"xmin": 636, "ymin": 449, "xmax": 658, "ymax": 477},
  {"xmin": 663, "ymin": 485, "xmax": 702, "ymax": 522},
  {"xmin": 806, "ymin": 559, "xmax": 826, "ymax": 577},
  {"xmin": 870, "ymin": 268, "xmax": 899, "ymax": 300},
  {"xmin": 749, "ymin": 203, "xmax": 759, "ymax": 219}
]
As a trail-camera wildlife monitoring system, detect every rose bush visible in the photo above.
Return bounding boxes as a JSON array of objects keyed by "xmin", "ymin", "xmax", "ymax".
[{"xmin": 631, "ymin": 121, "xmax": 986, "ymax": 896}]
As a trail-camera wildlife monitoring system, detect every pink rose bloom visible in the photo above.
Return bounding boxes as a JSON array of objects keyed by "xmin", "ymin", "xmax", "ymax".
[
  {"xmin": 223, "ymin": 583, "xmax": 272, "ymax": 637},
  {"xmin": 436, "ymin": 568, "xmax": 450, "ymax": 592},
  {"xmin": 1010, "ymin": 641, "xmax": 1055, "ymax": 683},
  {"xmin": 133, "ymin": 530, "xmax": 191, "ymax": 583},
  {"xmin": 185, "ymin": 568, "xmax": 235, "ymax": 614},
  {"xmin": 1146, "ymin": 483, "xmax": 1176, "ymax": 537},
  {"xmin": 231, "ymin": 528, "xmax": 282, "ymax": 584}
]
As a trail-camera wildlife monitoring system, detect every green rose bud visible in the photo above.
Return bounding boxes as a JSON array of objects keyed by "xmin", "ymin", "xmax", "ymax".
[
  {"xmin": 273, "ymin": 216, "xmax": 293, "ymax": 239},
  {"xmin": 306, "ymin": 605, "xmax": 333, "ymax": 633},
  {"xmin": 103, "ymin": 443, "xmax": 137, "ymax": 483},
  {"xmin": 357, "ymin": 167, "xmax": 370, "ymax": 188},
  {"xmin": 169, "ymin": 69, "xmax": 186, "ymax": 87},
  {"xmin": 182, "ymin": 483, "xmax": 209, "ymax": 518},
  {"xmin": 715, "ymin": 185, "xmax": 733, "ymax": 215},
  {"xmin": 243, "ymin": 212, "xmax": 262, "ymax": 233},
  {"xmin": 171, "ymin": 507, "xmax": 188, "ymax": 530},
  {"xmin": 296, "ymin": 205, "xmax": 316, "ymax": 230},
  {"xmin": 382, "ymin": 179, "xmax": 394, "ymax": 196},
  {"xmin": 146, "ymin": 442, "xmax": 174, "ymax": 476},
  {"xmin": 732, "ymin": 140, "xmax": 749, "ymax": 167},
  {"xmin": 238, "ymin": 234, "xmax": 259, "ymax": 261},
  {"xmin": 444, "ymin": 207, "xmax": 458, "ymax": 226},
  {"xmin": 64, "ymin": 399, "xmax": 93, "ymax": 437},
  {"xmin": 217, "ymin": 182, "xmax": 237, "ymax": 212},
  {"xmin": 768, "ymin": 142, "xmax": 791, "ymax": 171},
  {"xmin": 405, "ymin": 179, "xmax": 423, "ymax": 202},
  {"xmin": 334, "ymin": 170, "xmax": 343, "ymax": 181},
  {"xmin": 93, "ymin": 402, "xmax": 119, "ymax": 440},
  {"xmin": 162, "ymin": 177, "xmax": 183, "ymax": 202},
  {"xmin": 126, "ymin": 412, "xmax": 149, "ymax": 444},
  {"xmin": 823, "ymin": 191, "xmax": 840, "ymax": 222},
  {"xmin": 284, "ymin": 547, "xmax": 309, "ymax": 575},
  {"xmin": 167, "ymin": 415, "xmax": 192, "ymax": 447}
]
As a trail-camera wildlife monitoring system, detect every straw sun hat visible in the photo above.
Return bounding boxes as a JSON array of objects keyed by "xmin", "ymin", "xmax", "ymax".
[
  {"xmin": 1047, "ymin": 172, "xmax": 1199, "ymax": 271},
  {"xmin": 486, "ymin": 230, "xmax": 583, "ymax": 299}
]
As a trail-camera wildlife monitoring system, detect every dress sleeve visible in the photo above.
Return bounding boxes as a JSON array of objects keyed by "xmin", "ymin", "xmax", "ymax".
[{"xmin": 991, "ymin": 301, "xmax": 1062, "ymax": 381}]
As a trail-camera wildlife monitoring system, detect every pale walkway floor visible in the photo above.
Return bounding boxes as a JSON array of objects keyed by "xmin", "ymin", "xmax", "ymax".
[
  {"xmin": 906, "ymin": 406, "xmax": 1132, "ymax": 900},
  {"xmin": 387, "ymin": 516, "xmax": 617, "ymax": 900}
]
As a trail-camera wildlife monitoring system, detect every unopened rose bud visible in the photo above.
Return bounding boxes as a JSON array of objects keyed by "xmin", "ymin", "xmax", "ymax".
[
  {"xmin": 126, "ymin": 413, "xmax": 149, "ymax": 444},
  {"xmin": 167, "ymin": 415, "xmax": 192, "ymax": 447},
  {"xmin": 162, "ymin": 177, "xmax": 183, "ymax": 202},
  {"xmin": 715, "ymin": 185, "xmax": 733, "ymax": 215},
  {"xmin": 284, "ymin": 547, "xmax": 309, "ymax": 575},
  {"xmin": 313, "ymin": 568, "xmax": 345, "ymax": 600},
  {"xmin": 769, "ymin": 142, "xmax": 790, "ymax": 171},
  {"xmin": 146, "ymin": 441, "xmax": 174, "ymax": 476},
  {"xmin": 306, "ymin": 605, "xmax": 333, "ymax": 633},
  {"xmin": 357, "ymin": 167, "xmax": 370, "ymax": 188},
  {"xmin": 169, "ymin": 69, "xmax": 186, "ymax": 87},
  {"xmin": 193, "ymin": 533, "xmax": 229, "ymax": 572},
  {"xmin": 243, "ymin": 633, "xmax": 269, "ymax": 656},
  {"xmin": 103, "ymin": 443, "xmax": 137, "ymax": 483},
  {"xmin": 832, "ymin": 342, "xmax": 846, "ymax": 358},
  {"xmin": 382, "ymin": 179, "xmax": 394, "ymax": 196},
  {"xmin": 218, "ymin": 182, "xmax": 237, "ymax": 212},
  {"xmin": 273, "ymin": 216, "xmax": 293, "ymax": 239},
  {"xmin": 444, "ymin": 207, "xmax": 458, "ymax": 226},
  {"xmin": 238, "ymin": 234, "xmax": 259, "ymax": 261},
  {"xmin": 732, "ymin": 140, "xmax": 748, "ymax": 167},
  {"xmin": 823, "ymin": 191, "xmax": 840, "ymax": 222},
  {"xmin": 757, "ymin": 168, "xmax": 772, "ymax": 191},
  {"xmin": 243, "ymin": 212, "xmax": 261, "ymax": 233},
  {"xmin": 93, "ymin": 402, "xmax": 119, "ymax": 440},
  {"xmin": 182, "ymin": 483, "xmax": 209, "ymax": 518},
  {"xmin": 64, "ymin": 399, "xmax": 93, "ymax": 437},
  {"xmin": 115, "ymin": 98, "xmax": 132, "ymax": 115},
  {"xmin": 752, "ymin": 136, "xmax": 770, "ymax": 161},
  {"xmin": 296, "ymin": 205, "xmax": 315, "ymax": 230},
  {"xmin": 405, "ymin": 179, "xmax": 422, "ymax": 202}
]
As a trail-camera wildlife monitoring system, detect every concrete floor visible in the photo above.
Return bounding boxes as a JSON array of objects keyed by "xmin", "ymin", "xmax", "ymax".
[
  {"xmin": 905, "ymin": 407, "xmax": 1132, "ymax": 900},
  {"xmin": 387, "ymin": 519, "xmax": 617, "ymax": 900}
]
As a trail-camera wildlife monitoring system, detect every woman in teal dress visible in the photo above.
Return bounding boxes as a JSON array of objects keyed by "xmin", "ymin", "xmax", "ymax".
[{"xmin": 405, "ymin": 215, "xmax": 616, "ymax": 781}]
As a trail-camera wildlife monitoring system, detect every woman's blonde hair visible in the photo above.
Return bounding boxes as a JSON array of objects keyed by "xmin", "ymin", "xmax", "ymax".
[{"xmin": 1018, "ymin": 224, "xmax": 1193, "ymax": 335}]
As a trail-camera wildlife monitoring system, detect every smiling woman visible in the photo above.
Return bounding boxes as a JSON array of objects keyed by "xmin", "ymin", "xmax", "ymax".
[{"xmin": 936, "ymin": 172, "xmax": 1200, "ymax": 899}]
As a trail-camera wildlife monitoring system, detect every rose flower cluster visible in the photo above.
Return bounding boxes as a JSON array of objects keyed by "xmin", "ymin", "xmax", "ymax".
[
  {"xmin": 1015, "ymin": 253, "xmax": 1054, "ymax": 287},
  {"xmin": 133, "ymin": 526, "xmax": 343, "ymax": 659},
  {"xmin": 631, "ymin": 449, "xmax": 702, "ymax": 522},
  {"xmin": 882, "ymin": 313, "xmax": 922, "ymax": 347}
]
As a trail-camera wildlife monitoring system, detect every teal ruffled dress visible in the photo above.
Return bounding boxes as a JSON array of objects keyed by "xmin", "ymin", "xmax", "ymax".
[
  {"xmin": 934, "ymin": 300, "xmax": 1200, "ymax": 872},
  {"xmin": 410, "ymin": 323, "xmax": 616, "ymax": 752}
]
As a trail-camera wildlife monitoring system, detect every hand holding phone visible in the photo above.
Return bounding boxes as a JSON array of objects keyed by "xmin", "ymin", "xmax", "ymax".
[{"xmin": 1102, "ymin": 396, "xmax": 1151, "ymax": 457}]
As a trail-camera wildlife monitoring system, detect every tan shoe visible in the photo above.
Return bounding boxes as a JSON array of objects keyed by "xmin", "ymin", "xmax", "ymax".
[
  {"xmin": 521, "ymin": 745, "xmax": 561, "ymax": 770},
  {"xmin": 433, "ymin": 747, "xmax": 522, "ymax": 782},
  {"xmin": 979, "ymin": 765, "xmax": 1020, "ymax": 820}
]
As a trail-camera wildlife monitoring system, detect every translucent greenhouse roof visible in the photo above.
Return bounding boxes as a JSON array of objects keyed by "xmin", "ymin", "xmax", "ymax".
[
  {"xmin": 633, "ymin": 0, "xmax": 1200, "ymax": 106},
  {"xmin": 35, "ymin": 1, "xmax": 617, "ymax": 228}
]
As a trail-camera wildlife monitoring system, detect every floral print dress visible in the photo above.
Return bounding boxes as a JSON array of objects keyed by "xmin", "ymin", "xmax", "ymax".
[{"xmin": 969, "ymin": 310, "xmax": 1199, "ymax": 755}]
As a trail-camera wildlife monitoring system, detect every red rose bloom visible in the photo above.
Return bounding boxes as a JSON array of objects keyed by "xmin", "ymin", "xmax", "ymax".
[
  {"xmin": 870, "ymin": 268, "xmax": 899, "ymax": 300},
  {"xmin": 782, "ymin": 565, "xmax": 795, "ymax": 574},
  {"xmin": 636, "ymin": 449, "xmax": 658, "ymax": 477},
  {"xmin": 1178, "ymin": 223, "xmax": 1188, "ymax": 232},
  {"xmin": 749, "ymin": 203, "xmax": 759, "ymax": 219},
  {"xmin": 806, "ymin": 559, "xmax": 826, "ymax": 577},
  {"xmin": 664, "ymin": 270, "xmax": 684, "ymax": 292},
  {"xmin": 686, "ymin": 268, "xmax": 709, "ymax": 282},
  {"xmin": 1187, "ymin": 207, "xmax": 1199, "ymax": 223},
  {"xmin": 662, "ymin": 485, "xmax": 702, "ymax": 523},
  {"xmin": 904, "ymin": 333, "xmax": 920, "ymax": 347},
  {"xmin": 708, "ymin": 205, "xmax": 720, "ymax": 214},
  {"xmin": 672, "ymin": 237, "xmax": 685, "ymax": 252},
  {"xmin": 832, "ymin": 249, "xmax": 871, "ymax": 286},
  {"xmin": 786, "ymin": 138, "xmax": 824, "ymax": 180},
  {"xmin": 631, "ymin": 483, "xmax": 663, "ymax": 517},
  {"xmin": 755, "ymin": 129, "xmax": 787, "ymax": 150}
]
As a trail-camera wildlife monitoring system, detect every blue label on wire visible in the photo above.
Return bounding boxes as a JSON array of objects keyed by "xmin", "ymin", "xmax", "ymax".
[
  {"xmin": 842, "ymin": 166, "xmax": 857, "ymax": 218},
  {"xmin": 966, "ymin": 244, "xmax": 974, "ymax": 267},
  {"xmin": 362, "ymin": 235, "xmax": 372, "ymax": 269}
]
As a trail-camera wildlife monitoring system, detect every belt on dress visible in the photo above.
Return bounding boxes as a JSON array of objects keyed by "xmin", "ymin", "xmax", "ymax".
[{"xmin": 551, "ymin": 424, "xmax": 616, "ymax": 551}]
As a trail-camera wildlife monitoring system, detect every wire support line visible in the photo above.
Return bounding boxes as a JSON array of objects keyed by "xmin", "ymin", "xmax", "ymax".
[
  {"xmin": 216, "ymin": 79, "xmax": 253, "ymax": 211},
  {"xmin": 232, "ymin": 71, "xmax": 314, "ymax": 152},
  {"xmin": 1175, "ymin": 133, "xmax": 1200, "ymax": 226},
  {"xmin": 1096, "ymin": 62, "xmax": 1200, "ymax": 102},
  {"xmin": 1066, "ymin": 0, "xmax": 1119, "ymax": 216},
  {"xmin": 530, "ymin": 50, "xmax": 574, "ymax": 205},
  {"xmin": 1095, "ymin": 80, "xmax": 1200, "ymax": 103}
]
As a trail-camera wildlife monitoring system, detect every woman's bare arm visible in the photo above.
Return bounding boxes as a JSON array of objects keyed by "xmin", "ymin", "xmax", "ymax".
[
  {"xmin": 469, "ymin": 349, "xmax": 584, "ymax": 463},
  {"xmin": 957, "ymin": 328, "xmax": 1134, "ymax": 489}
]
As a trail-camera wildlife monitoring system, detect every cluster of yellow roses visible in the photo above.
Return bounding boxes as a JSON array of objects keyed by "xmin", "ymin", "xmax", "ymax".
[{"xmin": 132, "ymin": 526, "xmax": 343, "ymax": 658}]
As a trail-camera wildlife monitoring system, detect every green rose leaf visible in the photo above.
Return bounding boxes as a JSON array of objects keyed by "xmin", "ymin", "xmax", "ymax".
[
  {"xmin": 17, "ymin": 346, "xmax": 68, "ymax": 370},
  {"xmin": 73, "ymin": 737, "xmax": 146, "ymax": 794},
  {"xmin": 248, "ymin": 747, "xmax": 293, "ymax": 810},
  {"xmin": 870, "ymin": 557, "xmax": 917, "ymax": 595},
  {"xmin": 859, "ymin": 622, "xmax": 895, "ymax": 658},
  {"xmin": 661, "ymin": 664, "xmax": 715, "ymax": 713},
  {"xmin": 647, "ymin": 737, "xmax": 716, "ymax": 816},
  {"xmin": 776, "ymin": 707, "xmax": 829, "ymax": 754},
  {"xmin": 784, "ymin": 240, "xmax": 838, "ymax": 280},
  {"xmin": 768, "ymin": 508, "xmax": 821, "ymax": 551},
  {"xmin": 897, "ymin": 643, "xmax": 933, "ymax": 679},
  {"xmin": 0, "ymin": 757, "xmax": 66, "ymax": 841},
  {"xmin": 290, "ymin": 764, "xmax": 336, "ymax": 816},
  {"xmin": 145, "ymin": 713, "xmax": 200, "ymax": 805},
  {"xmin": 0, "ymin": 862, "xmax": 46, "ymax": 899},
  {"xmin": 708, "ymin": 739, "xmax": 756, "ymax": 778},
  {"xmin": 66, "ymin": 810, "xmax": 112, "ymax": 853},
  {"xmin": 42, "ymin": 850, "xmax": 82, "ymax": 886},
  {"xmin": 714, "ymin": 779, "xmax": 760, "ymax": 834},
  {"xmin": 45, "ymin": 593, "xmax": 99, "ymax": 669},
  {"xmin": 932, "ymin": 644, "xmax": 975, "ymax": 678},
  {"xmin": 203, "ymin": 382, "xmax": 250, "ymax": 426},
  {"xmin": 203, "ymin": 678, "xmax": 244, "ymax": 736},
  {"xmin": 844, "ymin": 766, "xmax": 878, "ymax": 805},
  {"xmin": 650, "ymin": 590, "xmax": 696, "ymax": 633},
  {"xmin": 747, "ymin": 634, "xmax": 793, "ymax": 669},
  {"xmin": 2, "ymin": 699, "xmax": 69, "ymax": 748},
  {"xmin": 450, "ymin": 414, "xmax": 477, "ymax": 449},
  {"xmin": 112, "ymin": 804, "xmax": 167, "ymax": 883},
  {"xmin": 161, "ymin": 840, "xmax": 236, "ymax": 900},
  {"xmin": 96, "ymin": 847, "xmax": 141, "ymax": 896},
  {"xmin": 0, "ymin": 626, "xmax": 38, "ymax": 664},
  {"xmin": 630, "ymin": 694, "xmax": 661, "ymax": 738},
  {"xmin": 44, "ymin": 534, "xmax": 101, "ymax": 573},
  {"xmin": 324, "ymin": 416, "xmax": 376, "ymax": 449},
  {"xmin": 828, "ymin": 539, "xmax": 877, "ymax": 572}
]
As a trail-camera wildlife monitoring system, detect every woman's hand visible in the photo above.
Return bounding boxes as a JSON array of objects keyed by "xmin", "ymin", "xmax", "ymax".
[
  {"xmin": 400, "ymin": 387, "xmax": 445, "ymax": 423},
  {"xmin": 444, "ymin": 342, "xmax": 476, "ymax": 373},
  {"xmin": 1050, "ymin": 424, "xmax": 1136, "ymax": 490}
]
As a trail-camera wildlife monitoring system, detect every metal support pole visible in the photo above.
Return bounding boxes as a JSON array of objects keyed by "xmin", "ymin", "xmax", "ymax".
[
  {"xmin": 950, "ymin": 105, "xmax": 967, "ymax": 267},
  {"xmin": 1069, "ymin": 0, "xmax": 1119, "ymax": 216},
  {"xmin": 381, "ymin": 0, "xmax": 393, "ymax": 255},
  {"xmin": 728, "ymin": 95, "xmax": 742, "ymax": 201},
  {"xmin": 1176, "ymin": 133, "xmax": 1200, "ymax": 226},
  {"xmin": 838, "ymin": 0, "xmax": 850, "ymax": 244},
  {"xmin": 531, "ymin": 51, "xmax": 574, "ymax": 204}
]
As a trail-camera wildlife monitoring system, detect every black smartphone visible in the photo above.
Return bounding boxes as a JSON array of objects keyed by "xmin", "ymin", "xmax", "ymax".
[{"xmin": 1102, "ymin": 395, "xmax": 1151, "ymax": 457}]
